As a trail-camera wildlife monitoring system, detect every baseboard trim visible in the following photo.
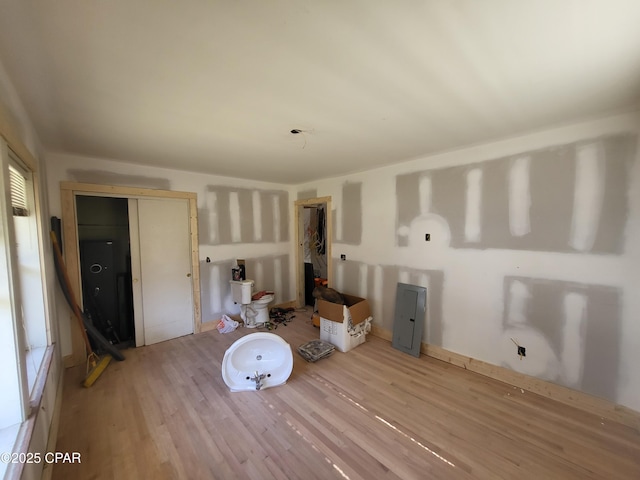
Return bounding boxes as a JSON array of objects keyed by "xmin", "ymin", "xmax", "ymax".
[
  {"xmin": 200, "ymin": 320, "xmax": 219, "ymax": 333},
  {"xmin": 370, "ymin": 326, "xmax": 639, "ymax": 431},
  {"xmin": 62, "ymin": 354, "xmax": 75, "ymax": 369},
  {"xmin": 371, "ymin": 325, "xmax": 392, "ymax": 342}
]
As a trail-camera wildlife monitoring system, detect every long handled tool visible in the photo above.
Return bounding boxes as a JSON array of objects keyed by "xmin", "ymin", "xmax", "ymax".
[{"xmin": 50, "ymin": 231, "xmax": 119, "ymax": 387}]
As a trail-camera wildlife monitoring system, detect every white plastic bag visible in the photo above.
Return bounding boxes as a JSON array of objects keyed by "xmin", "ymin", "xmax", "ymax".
[{"xmin": 217, "ymin": 314, "xmax": 239, "ymax": 334}]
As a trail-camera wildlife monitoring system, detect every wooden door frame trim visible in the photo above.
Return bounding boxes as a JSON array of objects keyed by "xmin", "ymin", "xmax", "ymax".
[
  {"xmin": 294, "ymin": 196, "xmax": 332, "ymax": 308},
  {"xmin": 60, "ymin": 181, "xmax": 201, "ymax": 366}
]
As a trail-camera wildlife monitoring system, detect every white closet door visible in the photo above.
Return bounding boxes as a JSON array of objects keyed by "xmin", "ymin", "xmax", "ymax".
[{"xmin": 135, "ymin": 197, "xmax": 194, "ymax": 345}]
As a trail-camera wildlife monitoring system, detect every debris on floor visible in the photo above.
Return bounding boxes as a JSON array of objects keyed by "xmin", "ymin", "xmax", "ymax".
[
  {"xmin": 260, "ymin": 307, "xmax": 295, "ymax": 330},
  {"xmin": 297, "ymin": 339, "xmax": 335, "ymax": 362}
]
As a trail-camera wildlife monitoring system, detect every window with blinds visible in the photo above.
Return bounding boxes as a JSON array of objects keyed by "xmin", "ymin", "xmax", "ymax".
[{"xmin": 9, "ymin": 164, "xmax": 28, "ymax": 216}]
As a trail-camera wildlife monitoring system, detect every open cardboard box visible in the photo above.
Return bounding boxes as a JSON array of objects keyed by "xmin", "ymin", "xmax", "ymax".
[{"xmin": 317, "ymin": 294, "xmax": 371, "ymax": 324}]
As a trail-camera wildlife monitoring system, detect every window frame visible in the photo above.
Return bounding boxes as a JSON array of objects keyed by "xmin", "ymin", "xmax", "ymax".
[
  {"xmin": 0, "ymin": 138, "xmax": 30, "ymax": 430},
  {"xmin": 0, "ymin": 134, "xmax": 53, "ymax": 472}
]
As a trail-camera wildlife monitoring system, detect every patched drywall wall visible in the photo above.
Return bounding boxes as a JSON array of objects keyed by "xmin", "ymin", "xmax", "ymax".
[
  {"xmin": 500, "ymin": 276, "xmax": 621, "ymax": 399},
  {"xmin": 396, "ymin": 134, "xmax": 634, "ymax": 253},
  {"xmin": 340, "ymin": 182, "xmax": 362, "ymax": 245},
  {"xmin": 201, "ymin": 186, "xmax": 288, "ymax": 245},
  {"xmin": 46, "ymin": 153, "xmax": 293, "ymax": 353},
  {"xmin": 296, "ymin": 112, "xmax": 640, "ymax": 411},
  {"xmin": 392, "ymin": 134, "xmax": 634, "ymax": 401},
  {"xmin": 331, "ymin": 181, "xmax": 364, "ymax": 245}
]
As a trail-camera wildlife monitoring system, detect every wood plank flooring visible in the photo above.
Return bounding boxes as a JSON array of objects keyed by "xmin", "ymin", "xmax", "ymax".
[{"xmin": 52, "ymin": 309, "xmax": 640, "ymax": 479}]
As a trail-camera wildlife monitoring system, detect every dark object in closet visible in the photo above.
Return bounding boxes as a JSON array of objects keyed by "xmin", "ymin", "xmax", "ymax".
[
  {"xmin": 80, "ymin": 240, "xmax": 121, "ymax": 343},
  {"xmin": 50, "ymin": 230, "xmax": 125, "ymax": 362},
  {"xmin": 77, "ymin": 242, "xmax": 133, "ymax": 347}
]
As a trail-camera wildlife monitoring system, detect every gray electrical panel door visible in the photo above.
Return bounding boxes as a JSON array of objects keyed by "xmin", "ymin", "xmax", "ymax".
[{"xmin": 392, "ymin": 283, "xmax": 426, "ymax": 357}]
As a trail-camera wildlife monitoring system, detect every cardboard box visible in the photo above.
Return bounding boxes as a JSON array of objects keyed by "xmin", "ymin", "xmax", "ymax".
[
  {"xmin": 320, "ymin": 317, "xmax": 370, "ymax": 352},
  {"xmin": 318, "ymin": 294, "xmax": 372, "ymax": 352},
  {"xmin": 317, "ymin": 294, "xmax": 371, "ymax": 325}
]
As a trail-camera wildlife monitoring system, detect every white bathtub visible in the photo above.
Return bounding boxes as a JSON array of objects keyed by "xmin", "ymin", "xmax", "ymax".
[{"xmin": 221, "ymin": 332, "xmax": 293, "ymax": 392}]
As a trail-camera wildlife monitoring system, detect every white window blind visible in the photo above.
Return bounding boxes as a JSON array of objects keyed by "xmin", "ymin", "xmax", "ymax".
[{"xmin": 9, "ymin": 164, "xmax": 28, "ymax": 216}]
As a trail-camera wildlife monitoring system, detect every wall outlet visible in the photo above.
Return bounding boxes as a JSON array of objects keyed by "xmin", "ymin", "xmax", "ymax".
[
  {"xmin": 340, "ymin": 254, "xmax": 346, "ymax": 261},
  {"xmin": 425, "ymin": 233, "xmax": 431, "ymax": 241},
  {"xmin": 517, "ymin": 346, "xmax": 526, "ymax": 357}
]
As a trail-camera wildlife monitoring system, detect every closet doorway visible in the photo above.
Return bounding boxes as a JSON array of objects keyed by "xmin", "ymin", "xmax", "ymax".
[
  {"xmin": 294, "ymin": 196, "xmax": 332, "ymax": 307},
  {"xmin": 76, "ymin": 195, "xmax": 134, "ymax": 349},
  {"xmin": 60, "ymin": 182, "xmax": 201, "ymax": 367}
]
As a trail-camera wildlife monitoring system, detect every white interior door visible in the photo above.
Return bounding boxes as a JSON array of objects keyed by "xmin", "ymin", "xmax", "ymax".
[{"xmin": 131, "ymin": 197, "xmax": 194, "ymax": 345}]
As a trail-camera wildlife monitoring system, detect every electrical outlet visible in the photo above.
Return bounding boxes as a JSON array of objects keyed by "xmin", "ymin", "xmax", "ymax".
[
  {"xmin": 425, "ymin": 233, "xmax": 431, "ymax": 241},
  {"xmin": 517, "ymin": 346, "xmax": 526, "ymax": 357},
  {"xmin": 340, "ymin": 254, "xmax": 346, "ymax": 261}
]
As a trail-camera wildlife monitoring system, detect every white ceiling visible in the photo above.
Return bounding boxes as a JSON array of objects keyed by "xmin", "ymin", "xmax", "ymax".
[{"xmin": 1, "ymin": 1, "xmax": 640, "ymax": 184}]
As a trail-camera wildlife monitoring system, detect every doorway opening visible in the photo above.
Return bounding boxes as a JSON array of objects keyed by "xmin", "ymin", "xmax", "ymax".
[
  {"xmin": 295, "ymin": 196, "xmax": 332, "ymax": 308},
  {"xmin": 76, "ymin": 195, "xmax": 135, "ymax": 349}
]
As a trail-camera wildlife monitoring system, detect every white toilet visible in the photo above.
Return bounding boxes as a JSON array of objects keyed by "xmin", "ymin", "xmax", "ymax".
[{"xmin": 230, "ymin": 279, "xmax": 275, "ymax": 328}]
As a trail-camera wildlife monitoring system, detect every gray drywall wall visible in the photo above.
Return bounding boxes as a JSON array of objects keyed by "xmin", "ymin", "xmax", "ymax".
[
  {"xmin": 341, "ymin": 182, "xmax": 362, "ymax": 245},
  {"xmin": 313, "ymin": 126, "xmax": 640, "ymax": 410},
  {"xmin": 202, "ymin": 186, "xmax": 289, "ymax": 245},
  {"xmin": 502, "ymin": 276, "xmax": 621, "ymax": 400},
  {"xmin": 396, "ymin": 134, "xmax": 636, "ymax": 253}
]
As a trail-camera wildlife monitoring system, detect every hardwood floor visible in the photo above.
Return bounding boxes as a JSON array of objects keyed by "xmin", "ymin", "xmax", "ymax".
[{"xmin": 52, "ymin": 309, "xmax": 640, "ymax": 479}]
